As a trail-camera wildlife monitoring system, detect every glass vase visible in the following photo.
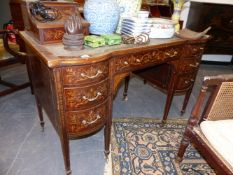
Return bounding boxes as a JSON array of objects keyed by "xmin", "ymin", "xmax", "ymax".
[{"xmin": 171, "ymin": 0, "xmax": 186, "ymax": 32}]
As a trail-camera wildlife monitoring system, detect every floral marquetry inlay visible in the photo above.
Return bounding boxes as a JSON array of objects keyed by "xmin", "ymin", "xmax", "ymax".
[
  {"xmin": 66, "ymin": 103, "xmax": 107, "ymax": 137},
  {"xmin": 114, "ymin": 47, "xmax": 181, "ymax": 73},
  {"xmin": 64, "ymin": 79, "xmax": 108, "ymax": 110},
  {"xmin": 62, "ymin": 61, "xmax": 109, "ymax": 85},
  {"xmin": 44, "ymin": 29, "xmax": 65, "ymax": 41}
]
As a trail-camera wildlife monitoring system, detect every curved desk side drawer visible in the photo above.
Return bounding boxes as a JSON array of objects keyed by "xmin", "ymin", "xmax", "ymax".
[
  {"xmin": 176, "ymin": 73, "xmax": 196, "ymax": 91},
  {"xmin": 62, "ymin": 61, "xmax": 109, "ymax": 85},
  {"xmin": 64, "ymin": 78, "xmax": 108, "ymax": 110},
  {"xmin": 66, "ymin": 101, "xmax": 108, "ymax": 139},
  {"xmin": 178, "ymin": 56, "xmax": 200, "ymax": 73}
]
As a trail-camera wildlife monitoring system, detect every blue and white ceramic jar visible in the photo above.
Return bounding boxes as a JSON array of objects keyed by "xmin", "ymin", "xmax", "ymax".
[{"xmin": 84, "ymin": 0, "xmax": 120, "ymax": 35}]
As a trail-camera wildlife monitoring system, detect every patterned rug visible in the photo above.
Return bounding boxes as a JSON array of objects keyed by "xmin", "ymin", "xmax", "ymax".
[{"xmin": 109, "ymin": 118, "xmax": 215, "ymax": 175}]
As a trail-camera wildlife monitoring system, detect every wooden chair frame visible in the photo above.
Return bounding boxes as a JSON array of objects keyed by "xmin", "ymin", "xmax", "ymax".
[
  {"xmin": 177, "ymin": 74, "xmax": 233, "ymax": 175},
  {"xmin": 0, "ymin": 29, "xmax": 30, "ymax": 97}
]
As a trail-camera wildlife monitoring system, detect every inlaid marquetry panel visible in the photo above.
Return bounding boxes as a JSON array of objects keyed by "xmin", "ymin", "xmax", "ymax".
[
  {"xmin": 62, "ymin": 61, "xmax": 109, "ymax": 85},
  {"xmin": 114, "ymin": 47, "xmax": 181, "ymax": 73},
  {"xmin": 64, "ymin": 79, "xmax": 108, "ymax": 110},
  {"xmin": 66, "ymin": 101, "xmax": 107, "ymax": 138},
  {"xmin": 43, "ymin": 28, "xmax": 65, "ymax": 42},
  {"xmin": 182, "ymin": 44, "xmax": 205, "ymax": 58}
]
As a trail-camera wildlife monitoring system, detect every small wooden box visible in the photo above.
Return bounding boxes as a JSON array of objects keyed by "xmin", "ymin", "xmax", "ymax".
[{"xmin": 26, "ymin": 1, "xmax": 89, "ymax": 44}]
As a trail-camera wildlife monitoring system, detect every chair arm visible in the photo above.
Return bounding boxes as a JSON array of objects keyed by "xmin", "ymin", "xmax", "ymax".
[
  {"xmin": 203, "ymin": 74, "xmax": 233, "ymax": 87},
  {"xmin": 0, "ymin": 29, "xmax": 27, "ymax": 63}
]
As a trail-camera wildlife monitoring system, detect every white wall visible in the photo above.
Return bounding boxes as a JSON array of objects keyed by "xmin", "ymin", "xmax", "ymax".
[{"xmin": 180, "ymin": 0, "xmax": 232, "ymax": 62}]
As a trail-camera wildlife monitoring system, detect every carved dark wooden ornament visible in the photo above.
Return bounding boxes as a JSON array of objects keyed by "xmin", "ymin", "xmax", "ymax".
[{"xmin": 63, "ymin": 12, "xmax": 84, "ymax": 50}]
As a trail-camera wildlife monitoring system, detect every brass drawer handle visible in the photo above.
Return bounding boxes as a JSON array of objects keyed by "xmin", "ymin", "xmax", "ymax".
[
  {"xmin": 82, "ymin": 92, "xmax": 102, "ymax": 101},
  {"xmin": 124, "ymin": 61, "xmax": 129, "ymax": 65},
  {"xmin": 200, "ymin": 47, "xmax": 204, "ymax": 50},
  {"xmin": 136, "ymin": 59, "xmax": 141, "ymax": 63},
  {"xmin": 193, "ymin": 48, "xmax": 197, "ymax": 52},
  {"xmin": 165, "ymin": 51, "xmax": 178, "ymax": 57},
  {"xmin": 185, "ymin": 79, "xmax": 195, "ymax": 84},
  {"xmin": 81, "ymin": 70, "xmax": 102, "ymax": 79},
  {"xmin": 189, "ymin": 62, "xmax": 199, "ymax": 68},
  {"xmin": 82, "ymin": 114, "xmax": 101, "ymax": 125}
]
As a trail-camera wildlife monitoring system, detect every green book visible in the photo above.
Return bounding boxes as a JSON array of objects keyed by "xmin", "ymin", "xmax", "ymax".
[
  {"xmin": 84, "ymin": 35, "xmax": 106, "ymax": 48},
  {"xmin": 101, "ymin": 34, "xmax": 122, "ymax": 45}
]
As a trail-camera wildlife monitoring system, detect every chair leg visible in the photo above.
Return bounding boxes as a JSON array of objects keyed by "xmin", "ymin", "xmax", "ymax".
[
  {"xmin": 123, "ymin": 75, "xmax": 130, "ymax": 101},
  {"xmin": 176, "ymin": 129, "xmax": 190, "ymax": 162}
]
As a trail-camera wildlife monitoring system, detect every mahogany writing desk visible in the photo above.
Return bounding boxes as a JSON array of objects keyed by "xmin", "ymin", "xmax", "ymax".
[{"xmin": 20, "ymin": 31, "xmax": 208, "ymax": 174}]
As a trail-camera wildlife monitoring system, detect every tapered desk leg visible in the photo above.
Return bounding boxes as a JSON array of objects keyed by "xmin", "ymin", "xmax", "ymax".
[
  {"xmin": 104, "ymin": 121, "xmax": 111, "ymax": 158},
  {"xmin": 35, "ymin": 96, "xmax": 44, "ymax": 131},
  {"xmin": 35, "ymin": 95, "xmax": 71, "ymax": 174},
  {"xmin": 123, "ymin": 75, "xmax": 130, "ymax": 101},
  {"xmin": 25, "ymin": 58, "xmax": 34, "ymax": 94},
  {"xmin": 162, "ymin": 73, "xmax": 178, "ymax": 123},
  {"xmin": 181, "ymin": 87, "xmax": 193, "ymax": 115},
  {"xmin": 60, "ymin": 129, "xmax": 71, "ymax": 175},
  {"xmin": 181, "ymin": 75, "xmax": 197, "ymax": 115},
  {"xmin": 104, "ymin": 96, "xmax": 113, "ymax": 159}
]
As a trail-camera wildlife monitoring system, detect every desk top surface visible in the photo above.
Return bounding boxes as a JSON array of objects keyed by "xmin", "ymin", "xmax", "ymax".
[{"xmin": 20, "ymin": 31, "xmax": 189, "ymax": 68}]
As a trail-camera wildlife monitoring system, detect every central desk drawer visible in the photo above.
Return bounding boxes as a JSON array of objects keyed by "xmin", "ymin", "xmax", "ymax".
[
  {"xmin": 66, "ymin": 101, "xmax": 107, "ymax": 138},
  {"xmin": 64, "ymin": 79, "xmax": 108, "ymax": 110},
  {"xmin": 114, "ymin": 47, "xmax": 181, "ymax": 73},
  {"xmin": 62, "ymin": 61, "xmax": 109, "ymax": 85}
]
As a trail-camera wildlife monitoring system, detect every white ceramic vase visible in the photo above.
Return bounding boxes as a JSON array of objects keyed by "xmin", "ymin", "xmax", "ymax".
[{"xmin": 84, "ymin": 0, "xmax": 120, "ymax": 35}]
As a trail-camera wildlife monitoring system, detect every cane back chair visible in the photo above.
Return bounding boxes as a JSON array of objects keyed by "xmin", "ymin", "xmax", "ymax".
[{"xmin": 177, "ymin": 74, "xmax": 233, "ymax": 175}]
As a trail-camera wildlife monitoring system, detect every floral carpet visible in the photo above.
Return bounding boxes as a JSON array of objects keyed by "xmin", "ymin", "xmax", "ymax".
[{"xmin": 110, "ymin": 118, "xmax": 215, "ymax": 175}]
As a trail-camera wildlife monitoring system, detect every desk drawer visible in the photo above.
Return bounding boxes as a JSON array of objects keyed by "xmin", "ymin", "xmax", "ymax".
[
  {"xmin": 176, "ymin": 73, "xmax": 196, "ymax": 90},
  {"xmin": 62, "ymin": 61, "xmax": 109, "ymax": 85},
  {"xmin": 179, "ymin": 57, "xmax": 200, "ymax": 73},
  {"xmin": 64, "ymin": 79, "xmax": 108, "ymax": 110},
  {"xmin": 66, "ymin": 101, "xmax": 107, "ymax": 138},
  {"xmin": 182, "ymin": 44, "xmax": 205, "ymax": 58},
  {"xmin": 114, "ymin": 47, "xmax": 181, "ymax": 73}
]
